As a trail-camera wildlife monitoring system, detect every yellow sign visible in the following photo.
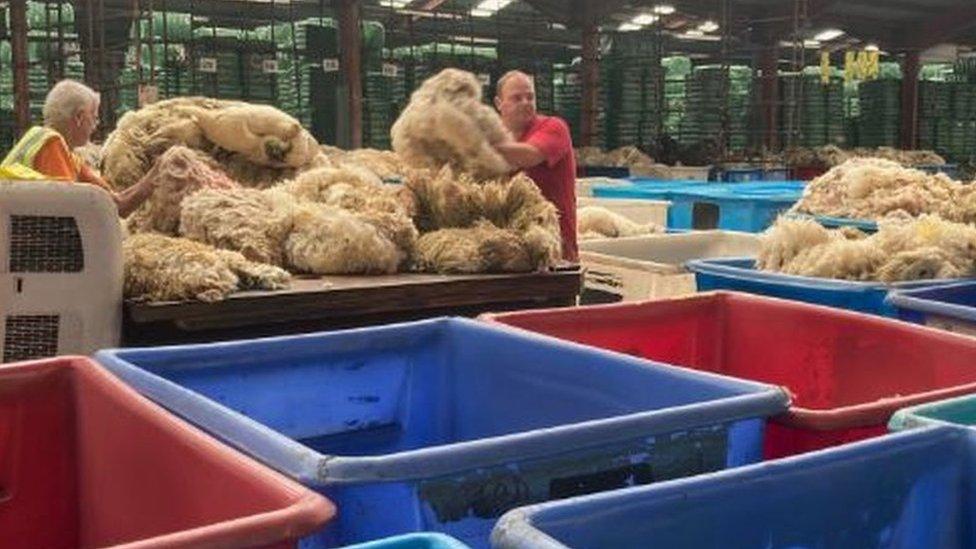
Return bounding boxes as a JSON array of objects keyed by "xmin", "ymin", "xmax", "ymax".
[
  {"xmin": 844, "ymin": 49, "xmax": 879, "ymax": 82},
  {"xmin": 820, "ymin": 51, "xmax": 831, "ymax": 84}
]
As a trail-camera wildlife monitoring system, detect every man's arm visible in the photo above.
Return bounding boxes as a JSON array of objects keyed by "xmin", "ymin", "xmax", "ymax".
[
  {"xmin": 79, "ymin": 161, "xmax": 157, "ymax": 217},
  {"xmin": 495, "ymin": 141, "xmax": 546, "ymax": 169}
]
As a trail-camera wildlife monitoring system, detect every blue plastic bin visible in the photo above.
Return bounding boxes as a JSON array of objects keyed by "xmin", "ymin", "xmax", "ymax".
[
  {"xmin": 786, "ymin": 213, "xmax": 879, "ymax": 232},
  {"xmin": 918, "ymin": 164, "xmax": 960, "ymax": 180},
  {"xmin": 762, "ymin": 167, "xmax": 790, "ymax": 181},
  {"xmin": 887, "ymin": 281, "xmax": 976, "ymax": 333},
  {"xmin": 668, "ymin": 182, "xmax": 805, "ymax": 232},
  {"xmin": 593, "ymin": 181, "xmax": 705, "ymax": 227},
  {"xmin": 491, "ymin": 426, "xmax": 976, "ymax": 549},
  {"xmin": 94, "ymin": 318, "xmax": 788, "ymax": 548},
  {"xmin": 689, "ymin": 257, "xmax": 964, "ymax": 317},
  {"xmin": 719, "ymin": 167, "xmax": 763, "ymax": 182},
  {"xmin": 342, "ymin": 533, "xmax": 470, "ymax": 549}
]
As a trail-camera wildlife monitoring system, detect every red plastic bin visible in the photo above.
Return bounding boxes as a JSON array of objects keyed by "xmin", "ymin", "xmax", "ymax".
[
  {"xmin": 0, "ymin": 356, "xmax": 335, "ymax": 549},
  {"xmin": 481, "ymin": 291, "xmax": 976, "ymax": 458}
]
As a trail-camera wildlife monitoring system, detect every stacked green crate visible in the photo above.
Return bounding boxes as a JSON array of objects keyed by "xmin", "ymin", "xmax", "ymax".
[
  {"xmin": 23, "ymin": 2, "xmax": 83, "ymax": 124},
  {"xmin": 779, "ymin": 70, "xmax": 844, "ymax": 147},
  {"xmin": 363, "ymin": 68, "xmax": 405, "ymax": 149},
  {"xmin": 604, "ymin": 34, "xmax": 663, "ymax": 149},
  {"xmin": 552, "ymin": 62, "xmax": 606, "ymax": 149},
  {"xmin": 918, "ymin": 80, "xmax": 952, "ymax": 153},
  {"xmin": 681, "ymin": 65, "xmax": 752, "ymax": 152},
  {"xmin": 118, "ymin": 11, "xmax": 192, "ymax": 115},
  {"xmin": 856, "ymin": 79, "xmax": 900, "ymax": 147},
  {"xmin": 255, "ymin": 19, "xmax": 319, "ymax": 128},
  {"xmin": 663, "ymin": 56, "xmax": 691, "ymax": 138}
]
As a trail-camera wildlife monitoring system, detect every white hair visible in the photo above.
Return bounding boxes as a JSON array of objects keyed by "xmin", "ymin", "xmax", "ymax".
[
  {"xmin": 495, "ymin": 70, "xmax": 534, "ymax": 99},
  {"xmin": 43, "ymin": 79, "xmax": 99, "ymax": 130}
]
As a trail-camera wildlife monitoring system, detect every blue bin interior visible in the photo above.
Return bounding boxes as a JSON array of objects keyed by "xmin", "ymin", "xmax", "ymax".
[
  {"xmin": 494, "ymin": 427, "xmax": 976, "ymax": 549},
  {"xmin": 99, "ymin": 319, "xmax": 770, "ymax": 458},
  {"xmin": 896, "ymin": 283, "xmax": 976, "ymax": 309},
  {"xmin": 341, "ymin": 533, "xmax": 470, "ymax": 549}
]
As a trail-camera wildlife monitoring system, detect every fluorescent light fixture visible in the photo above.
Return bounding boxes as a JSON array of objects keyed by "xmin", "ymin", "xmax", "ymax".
[
  {"xmin": 804, "ymin": 39, "xmax": 821, "ymax": 48},
  {"xmin": 618, "ymin": 22, "xmax": 641, "ymax": 31},
  {"xmin": 865, "ymin": 43, "xmax": 879, "ymax": 52},
  {"xmin": 449, "ymin": 35, "xmax": 499, "ymax": 44},
  {"xmin": 653, "ymin": 4, "xmax": 675, "ymax": 15},
  {"xmin": 698, "ymin": 20, "xmax": 719, "ymax": 33},
  {"xmin": 813, "ymin": 28, "xmax": 845, "ymax": 41},
  {"xmin": 683, "ymin": 29, "xmax": 704, "ymax": 37},
  {"xmin": 386, "ymin": 0, "xmax": 410, "ymax": 7},
  {"xmin": 552, "ymin": 22, "xmax": 567, "ymax": 30},
  {"xmin": 471, "ymin": 0, "xmax": 513, "ymax": 16},
  {"xmin": 631, "ymin": 13, "xmax": 659, "ymax": 26}
]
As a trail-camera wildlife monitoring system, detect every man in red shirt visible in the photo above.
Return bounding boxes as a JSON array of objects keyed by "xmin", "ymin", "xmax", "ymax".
[{"xmin": 493, "ymin": 70, "xmax": 578, "ymax": 263}]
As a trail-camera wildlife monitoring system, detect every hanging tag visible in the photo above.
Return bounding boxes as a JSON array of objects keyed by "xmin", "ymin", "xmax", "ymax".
[
  {"xmin": 198, "ymin": 57, "xmax": 217, "ymax": 73},
  {"xmin": 382, "ymin": 63, "xmax": 399, "ymax": 77},
  {"xmin": 323, "ymin": 58, "xmax": 339, "ymax": 72},
  {"xmin": 262, "ymin": 59, "xmax": 279, "ymax": 74}
]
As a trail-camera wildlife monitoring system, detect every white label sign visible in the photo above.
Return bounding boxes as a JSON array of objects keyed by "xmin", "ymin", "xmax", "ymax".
[
  {"xmin": 198, "ymin": 57, "xmax": 217, "ymax": 73},
  {"xmin": 382, "ymin": 63, "xmax": 399, "ymax": 77},
  {"xmin": 262, "ymin": 59, "xmax": 279, "ymax": 74},
  {"xmin": 478, "ymin": 73, "xmax": 491, "ymax": 86},
  {"xmin": 322, "ymin": 58, "xmax": 339, "ymax": 72}
]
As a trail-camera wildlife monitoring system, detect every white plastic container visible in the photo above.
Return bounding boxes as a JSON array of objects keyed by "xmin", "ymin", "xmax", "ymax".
[
  {"xmin": 580, "ymin": 231, "xmax": 760, "ymax": 301},
  {"xmin": 0, "ymin": 181, "xmax": 122, "ymax": 362},
  {"xmin": 578, "ymin": 196, "xmax": 670, "ymax": 227}
]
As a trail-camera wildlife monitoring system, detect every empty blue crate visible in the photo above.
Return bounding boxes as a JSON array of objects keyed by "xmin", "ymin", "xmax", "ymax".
[
  {"xmin": 491, "ymin": 426, "xmax": 976, "ymax": 549},
  {"xmin": 668, "ymin": 182, "xmax": 805, "ymax": 232},
  {"xmin": 887, "ymin": 281, "xmax": 976, "ymax": 334},
  {"xmin": 688, "ymin": 257, "xmax": 963, "ymax": 317},
  {"xmin": 94, "ymin": 318, "xmax": 787, "ymax": 548},
  {"xmin": 342, "ymin": 533, "xmax": 470, "ymax": 549}
]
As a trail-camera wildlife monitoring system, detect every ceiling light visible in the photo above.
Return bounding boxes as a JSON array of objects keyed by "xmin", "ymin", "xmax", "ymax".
[
  {"xmin": 653, "ymin": 4, "xmax": 675, "ymax": 15},
  {"xmin": 865, "ymin": 43, "xmax": 879, "ymax": 52},
  {"xmin": 804, "ymin": 39, "xmax": 821, "ymax": 48},
  {"xmin": 684, "ymin": 29, "xmax": 704, "ymax": 37},
  {"xmin": 813, "ymin": 28, "xmax": 845, "ymax": 41},
  {"xmin": 618, "ymin": 22, "xmax": 641, "ymax": 31},
  {"xmin": 698, "ymin": 20, "xmax": 719, "ymax": 33},
  {"xmin": 631, "ymin": 13, "xmax": 659, "ymax": 26},
  {"xmin": 470, "ymin": 0, "xmax": 513, "ymax": 17}
]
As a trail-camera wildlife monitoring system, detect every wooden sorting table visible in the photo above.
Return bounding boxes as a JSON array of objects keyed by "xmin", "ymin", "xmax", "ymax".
[{"xmin": 123, "ymin": 266, "xmax": 583, "ymax": 346}]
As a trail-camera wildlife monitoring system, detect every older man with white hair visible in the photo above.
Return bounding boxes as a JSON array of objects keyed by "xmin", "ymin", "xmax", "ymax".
[{"xmin": 2, "ymin": 79, "xmax": 157, "ymax": 216}]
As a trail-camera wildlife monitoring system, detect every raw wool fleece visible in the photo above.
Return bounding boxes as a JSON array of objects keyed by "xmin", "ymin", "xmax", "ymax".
[
  {"xmin": 283, "ymin": 165, "xmax": 418, "ymax": 264},
  {"xmin": 757, "ymin": 215, "xmax": 976, "ymax": 283},
  {"xmin": 178, "ymin": 187, "xmax": 297, "ymax": 266},
  {"xmin": 790, "ymin": 157, "xmax": 961, "ymax": 221},
  {"xmin": 415, "ymin": 220, "xmax": 542, "ymax": 274},
  {"xmin": 123, "ymin": 233, "xmax": 290, "ymax": 303},
  {"xmin": 127, "ymin": 145, "xmax": 240, "ymax": 235},
  {"xmin": 102, "ymin": 97, "xmax": 321, "ymax": 190},
  {"xmin": 391, "ymin": 68, "xmax": 512, "ymax": 179},
  {"xmin": 284, "ymin": 201, "xmax": 401, "ymax": 275},
  {"xmin": 327, "ymin": 147, "xmax": 407, "ymax": 180},
  {"xmin": 783, "ymin": 145, "xmax": 945, "ymax": 169},
  {"xmin": 577, "ymin": 206, "xmax": 665, "ymax": 240}
]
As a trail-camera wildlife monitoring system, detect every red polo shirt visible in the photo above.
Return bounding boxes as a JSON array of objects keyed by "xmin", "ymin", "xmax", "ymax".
[{"xmin": 520, "ymin": 114, "xmax": 578, "ymax": 262}]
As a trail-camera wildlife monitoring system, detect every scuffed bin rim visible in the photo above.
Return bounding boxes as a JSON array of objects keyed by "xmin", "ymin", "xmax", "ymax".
[
  {"xmin": 886, "ymin": 281, "xmax": 976, "ymax": 323},
  {"xmin": 341, "ymin": 532, "xmax": 472, "ymax": 548},
  {"xmin": 889, "ymin": 392, "xmax": 976, "ymax": 432},
  {"xmin": 96, "ymin": 317, "xmax": 789, "ymax": 487},
  {"xmin": 489, "ymin": 426, "xmax": 966, "ymax": 549}
]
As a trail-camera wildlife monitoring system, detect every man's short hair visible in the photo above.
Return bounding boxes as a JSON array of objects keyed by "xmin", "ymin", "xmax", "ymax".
[
  {"xmin": 495, "ymin": 70, "xmax": 534, "ymax": 98},
  {"xmin": 43, "ymin": 79, "xmax": 99, "ymax": 130}
]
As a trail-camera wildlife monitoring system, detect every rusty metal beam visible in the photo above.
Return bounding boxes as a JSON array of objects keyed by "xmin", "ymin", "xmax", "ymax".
[
  {"xmin": 579, "ymin": 17, "xmax": 599, "ymax": 147},
  {"xmin": 758, "ymin": 43, "xmax": 779, "ymax": 151},
  {"xmin": 10, "ymin": 0, "xmax": 29, "ymax": 134},
  {"xmin": 337, "ymin": 0, "xmax": 363, "ymax": 148}
]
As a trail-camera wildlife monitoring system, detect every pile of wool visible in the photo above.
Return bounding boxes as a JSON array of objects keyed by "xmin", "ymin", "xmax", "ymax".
[
  {"xmin": 784, "ymin": 145, "xmax": 946, "ymax": 169},
  {"xmin": 284, "ymin": 201, "xmax": 402, "ymax": 275},
  {"xmin": 757, "ymin": 215, "xmax": 976, "ymax": 283},
  {"xmin": 783, "ymin": 145, "xmax": 849, "ymax": 169},
  {"xmin": 74, "ymin": 142, "xmax": 103, "ymax": 172},
  {"xmin": 178, "ymin": 187, "xmax": 296, "ymax": 266},
  {"xmin": 404, "ymin": 167, "xmax": 562, "ymax": 273},
  {"xmin": 282, "ymin": 165, "xmax": 418, "ymax": 267},
  {"xmin": 127, "ymin": 145, "xmax": 240, "ymax": 234},
  {"xmin": 391, "ymin": 68, "xmax": 512, "ymax": 179},
  {"xmin": 790, "ymin": 157, "xmax": 960, "ymax": 221},
  {"xmin": 325, "ymin": 147, "xmax": 407, "ymax": 180},
  {"xmin": 102, "ymin": 97, "xmax": 323, "ymax": 190},
  {"xmin": 123, "ymin": 233, "xmax": 290, "ymax": 303},
  {"xmin": 577, "ymin": 206, "xmax": 664, "ymax": 240}
]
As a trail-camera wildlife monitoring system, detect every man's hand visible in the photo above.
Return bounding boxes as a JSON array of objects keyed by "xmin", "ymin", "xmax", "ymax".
[{"xmin": 494, "ymin": 141, "xmax": 546, "ymax": 170}]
